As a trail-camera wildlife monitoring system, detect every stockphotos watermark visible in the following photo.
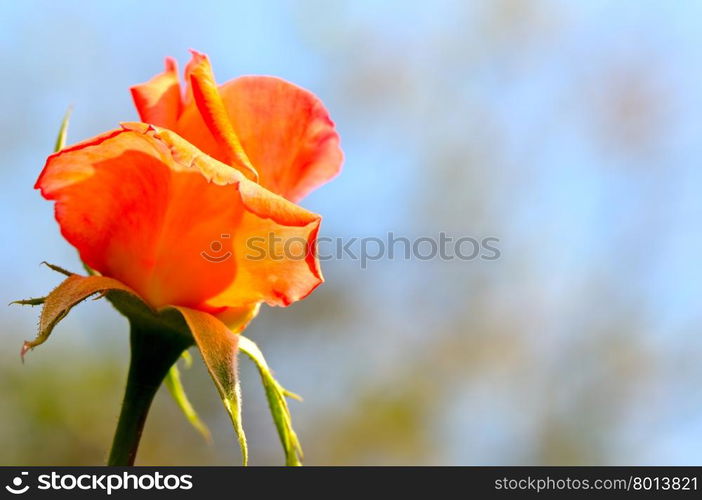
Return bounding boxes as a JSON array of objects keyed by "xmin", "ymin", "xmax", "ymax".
[
  {"xmin": 4, "ymin": 470, "xmax": 193, "ymax": 495},
  {"xmin": 201, "ymin": 232, "xmax": 501, "ymax": 269}
]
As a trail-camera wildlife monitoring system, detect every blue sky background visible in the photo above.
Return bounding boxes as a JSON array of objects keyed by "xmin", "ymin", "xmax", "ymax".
[{"xmin": 1, "ymin": 0, "xmax": 701, "ymax": 465}]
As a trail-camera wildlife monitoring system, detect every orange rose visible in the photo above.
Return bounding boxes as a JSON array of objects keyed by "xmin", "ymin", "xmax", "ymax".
[
  {"xmin": 24, "ymin": 51, "xmax": 343, "ymax": 465},
  {"xmin": 36, "ymin": 51, "xmax": 343, "ymax": 317}
]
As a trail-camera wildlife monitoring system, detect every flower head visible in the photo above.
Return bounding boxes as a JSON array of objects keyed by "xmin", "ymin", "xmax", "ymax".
[
  {"xmin": 23, "ymin": 52, "xmax": 341, "ymax": 465},
  {"xmin": 36, "ymin": 52, "xmax": 343, "ymax": 316}
]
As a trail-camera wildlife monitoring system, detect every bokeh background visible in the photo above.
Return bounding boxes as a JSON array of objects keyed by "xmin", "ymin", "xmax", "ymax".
[{"xmin": 2, "ymin": 0, "xmax": 701, "ymax": 465}]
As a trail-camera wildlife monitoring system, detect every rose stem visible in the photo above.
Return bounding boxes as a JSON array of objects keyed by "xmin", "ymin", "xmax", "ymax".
[{"xmin": 108, "ymin": 318, "xmax": 193, "ymax": 466}]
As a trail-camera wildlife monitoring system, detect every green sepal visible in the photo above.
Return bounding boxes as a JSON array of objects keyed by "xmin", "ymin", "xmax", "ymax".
[
  {"xmin": 17, "ymin": 265, "xmax": 140, "ymax": 360},
  {"xmin": 164, "ymin": 362, "xmax": 212, "ymax": 443},
  {"xmin": 175, "ymin": 306, "xmax": 247, "ymax": 466},
  {"xmin": 239, "ymin": 336, "xmax": 303, "ymax": 466},
  {"xmin": 10, "ymin": 296, "xmax": 46, "ymax": 306},
  {"xmin": 54, "ymin": 106, "xmax": 72, "ymax": 152}
]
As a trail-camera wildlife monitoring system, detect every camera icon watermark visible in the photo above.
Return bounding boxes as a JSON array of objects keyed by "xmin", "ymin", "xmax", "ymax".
[
  {"xmin": 5, "ymin": 472, "xmax": 29, "ymax": 495},
  {"xmin": 201, "ymin": 234, "xmax": 232, "ymax": 263}
]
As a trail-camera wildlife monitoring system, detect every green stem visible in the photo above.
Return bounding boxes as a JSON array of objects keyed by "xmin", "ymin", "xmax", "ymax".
[{"xmin": 108, "ymin": 319, "xmax": 193, "ymax": 465}]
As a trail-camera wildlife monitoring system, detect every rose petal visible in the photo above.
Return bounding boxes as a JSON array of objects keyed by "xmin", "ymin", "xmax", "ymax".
[
  {"xmin": 130, "ymin": 57, "xmax": 182, "ymax": 130},
  {"xmin": 184, "ymin": 51, "xmax": 258, "ymax": 181},
  {"xmin": 218, "ymin": 76, "xmax": 343, "ymax": 202},
  {"xmin": 172, "ymin": 52, "xmax": 343, "ymax": 202}
]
